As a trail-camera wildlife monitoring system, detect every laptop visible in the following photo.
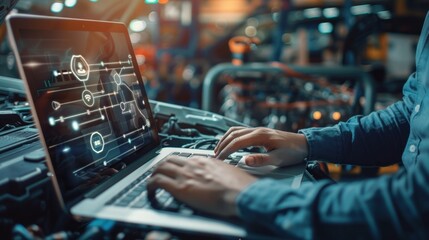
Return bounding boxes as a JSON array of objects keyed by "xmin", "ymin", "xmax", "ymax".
[{"xmin": 6, "ymin": 14, "xmax": 305, "ymax": 237}]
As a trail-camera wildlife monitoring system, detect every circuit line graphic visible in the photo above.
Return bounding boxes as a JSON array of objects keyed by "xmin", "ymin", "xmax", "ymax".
[{"xmin": 46, "ymin": 54, "xmax": 151, "ymax": 175}]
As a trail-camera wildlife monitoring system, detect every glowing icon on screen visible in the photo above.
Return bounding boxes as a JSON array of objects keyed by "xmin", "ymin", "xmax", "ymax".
[
  {"xmin": 52, "ymin": 101, "xmax": 61, "ymax": 110},
  {"xmin": 81, "ymin": 89, "xmax": 94, "ymax": 107},
  {"xmin": 113, "ymin": 72, "xmax": 122, "ymax": 85},
  {"xmin": 76, "ymin": 62, "xmax": 87, "ymax": 75},
  {"xmin": 70, "ymin": 55, "xmax": 90, "ymax": 82},
  {"xmin": 90, "ymin": 131, "xmax": 104, "ymax": 154}
]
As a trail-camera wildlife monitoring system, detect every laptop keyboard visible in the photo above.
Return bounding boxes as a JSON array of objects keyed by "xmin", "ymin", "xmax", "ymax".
[{"xmin": 105, "ymin": 152, "xmax": 242, "ymax": 214}]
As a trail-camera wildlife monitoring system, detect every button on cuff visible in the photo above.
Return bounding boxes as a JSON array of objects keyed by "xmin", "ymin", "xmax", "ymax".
[
  {"xmin": 415, "ymin": 104, "xmax": 420, "ymax": 113},
  {"xmin": 409, "ymin": 144, "xmax": 416, "ymax": 153}
]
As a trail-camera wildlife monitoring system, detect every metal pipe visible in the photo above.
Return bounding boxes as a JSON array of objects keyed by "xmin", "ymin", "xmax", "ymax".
[{"xmin": 202, "ymin": 63, "xmax": 375, "ymax": 115}]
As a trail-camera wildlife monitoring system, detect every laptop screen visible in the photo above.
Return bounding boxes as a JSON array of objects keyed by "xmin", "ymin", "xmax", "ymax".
[{"xmin": 8, "ymin": 15, "xmax": 159, "ymax": 202}]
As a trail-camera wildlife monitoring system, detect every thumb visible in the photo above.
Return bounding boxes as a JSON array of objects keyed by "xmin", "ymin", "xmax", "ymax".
[{"xmin": 243, "ymin": 154, "xmax": 273, "ymax": 167}]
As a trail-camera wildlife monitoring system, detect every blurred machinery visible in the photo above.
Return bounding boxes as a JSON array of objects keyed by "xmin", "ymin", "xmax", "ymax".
[
  {"xmin": 202, "ymin": 8, "xmax": 422, "ymax": 133},
  {"xmin": 220, "ymin": 71, "xmax": 353, "ymax": 131},
  {"xmin": 202, "ymin": 36, "xmax": 375, "ymax": 132}
]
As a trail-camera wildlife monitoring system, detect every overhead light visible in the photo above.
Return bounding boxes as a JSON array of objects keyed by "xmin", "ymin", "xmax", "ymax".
[
  {"xmin": 165, "ymin": 3, "xmax": 180, "ymax": 20},
  {"xmin": 323, "ymin": 8, "xmax": 339, "ymax": 18},
  {"xmin": 65, "ymin": 0, "xmax": 77, "ymax": 7},
  {"xmin": 351, "ymin": 4, "xmax": 371, "ymax": 15},
  {"xmin": 332, "ymin": 111, "xmax": 342, "ymax": 121},
  {"xmin": 50, "ymin": 2, "xmax": 64, "ymax": 13},
  {"xmin": 312, "ymin": 111, "xmax": 322, "ymax": 120},
  {"xmin": 303, "ymin": 8, "xmax": 321, "ymax": 18},
  {"xmin": 272, "ymin": 12, "xmax": 280, "ymax": 22},
  {"xmin": 181, "ymin": 1, "xmax": 192, "ymax": 25},
  {"xmin": 318, "ymin": 22, "xmax": 333, "ymax": 34},
  {"xmin": 245, "ymin": 26, "xmax": 257, "ymax": 37},
  {"xmin": 129, "ymin": 19, "xmax": 147, "ymax": 32},
  {"xmin": 377, "ymin": 10, "xmax": 391, "ymax": 19}
]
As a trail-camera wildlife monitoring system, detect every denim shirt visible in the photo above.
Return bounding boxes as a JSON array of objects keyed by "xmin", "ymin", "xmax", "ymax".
[{"xmin": 237, "ymin": 13, "xmax": 429, "ymax": 239}]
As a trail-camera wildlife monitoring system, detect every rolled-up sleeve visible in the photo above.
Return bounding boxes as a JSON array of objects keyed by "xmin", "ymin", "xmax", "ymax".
[{"xmin": 237, "ymin": 157, "xmax": 429, "ymax": 239}]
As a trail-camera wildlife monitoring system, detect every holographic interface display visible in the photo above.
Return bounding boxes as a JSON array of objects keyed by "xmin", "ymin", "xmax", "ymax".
[{"xmin": 16, "ymin": 28, "xmax": 156, "ymax": 197}]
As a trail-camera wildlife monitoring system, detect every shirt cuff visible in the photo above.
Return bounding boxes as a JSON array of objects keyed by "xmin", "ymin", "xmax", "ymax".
[
  {"xmin": 299, "ymin": 126, "xmax": 343, "ymax": 163},
  {"xmin": 237, "ymin": 178, "xmax": 309, "ymax": 219},
  {"xmin": 236, "ymin": 178, "xmax": 275, "ymax": 219}
]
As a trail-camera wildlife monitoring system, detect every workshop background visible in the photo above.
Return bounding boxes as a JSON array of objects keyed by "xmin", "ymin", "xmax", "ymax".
[
  {"xmin": 0, "ymin": 0, "xmax": 427, "ymax": 239},
  {"xmin": 1, "ymin": 0, "xmax": 426, "ymax": 177}
]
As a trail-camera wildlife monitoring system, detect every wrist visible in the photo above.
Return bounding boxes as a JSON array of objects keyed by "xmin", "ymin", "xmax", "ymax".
[
  {"xmin": 223, "ymin": 189, "xmax": 241, "ymax": 217},
  {"xmin": 223, "ymin": 178, "xmax": 257, "ymax": 217},
  {"xmin": 296, "ymin": 129, "xmax": 312, "ymax": 161},
  {"xmin": 296, "ymin": 133, "xmax": 309, "ymax": 161}
]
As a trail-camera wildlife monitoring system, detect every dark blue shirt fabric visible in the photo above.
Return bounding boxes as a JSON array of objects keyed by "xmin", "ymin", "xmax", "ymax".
[{"xmin": 236, "ymin": 13, "xmax": 429, "ymax": 239}]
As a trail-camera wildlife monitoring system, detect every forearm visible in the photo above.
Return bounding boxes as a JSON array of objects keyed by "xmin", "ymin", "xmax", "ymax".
[
  {"xmin": 237, "ymin": 162, "xmax": 429, "ymax": 239},
  {"xmin": 299, "ymin": 101, "xmax": 410, "ymax": 166},
  {"xmin": 237, "ymin": 179, "xmax": 331, "ymax": 239},
  {"xmin": 299, "ymin": 72, "xmax": 419, "ymax": 166}
]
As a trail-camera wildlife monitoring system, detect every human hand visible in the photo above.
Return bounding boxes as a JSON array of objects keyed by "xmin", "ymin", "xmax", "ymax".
[
  {"xmin": 214, "ymin": 127, "xmax": 308, "ymax": 167},
  {"xmin": 147, "ymin": 156, "xmax": 257, "ymax": 217}
]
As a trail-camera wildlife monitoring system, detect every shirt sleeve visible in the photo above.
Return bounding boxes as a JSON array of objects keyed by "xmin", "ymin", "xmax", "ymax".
[
  {"xmin": 298, "ymin": 72, "xmax": 418, "ymax": 166},
  {"xmin": 237, "ymin": 157, "xmax": 429, "ymax": 239},
  {"xmin": 297, "ymin": 11, "xmax": 429, "ymax": 167}
]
